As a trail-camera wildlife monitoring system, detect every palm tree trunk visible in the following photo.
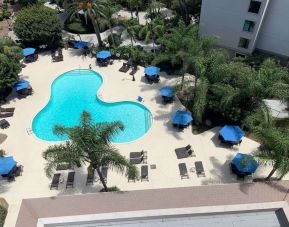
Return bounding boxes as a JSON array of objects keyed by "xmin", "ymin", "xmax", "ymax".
[
  {"xmin": 130, "ymin": 36, "xmax": 134, "ymax": 46},
  {"xmin": 266, "ymin": 167, "xmax": 277, "ymax": 181},
  {"xmin": 88, "ymin": 11, "xmax": 102, "ymax": 47},
  {"xmin": 95, "ymin": 167, "xmax": 108, "ymax": 191},
  {"xmin": 152, "ymin": 39, "xmax": 156, "ymax": 54},
  {"xmin": 136, "ymin": 7, "xmax": 139, "ymax": 23},
  {"xmin": 109, "ymin": 23, "xmax": 115, "ymax": 47}
]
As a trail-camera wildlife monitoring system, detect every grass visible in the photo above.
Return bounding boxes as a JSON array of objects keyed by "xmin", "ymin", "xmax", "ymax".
[
  {"xmin": 0, "ymin": 206, "xmax": 7, "ymax": 227},
  {"xmin": 100, "ymin": 186, "xmax": 120, "ymax": 192}
]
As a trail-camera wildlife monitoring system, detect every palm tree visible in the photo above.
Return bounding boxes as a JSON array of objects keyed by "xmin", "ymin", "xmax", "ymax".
[
  {"xmin": 139, "ymin": 19, "xmax": 164, "ymax": 53},
  {"xmin": 64, "ymin": 0, "xmax": 107, "ymax": 47},
  {"xmin": 254, "ymin": 127, "xmax": 289, "ymax": 181},
  {"xmin": 99, "ymin": 2, "xmax": 120, "ymax": 47},
  {"xmin": 129, "ymin": 0, "xmax": 142, "ymax": 23},
  {"xmin": 43, "ymin": 111, "xmax": 138, "ymax": 191},
  {"xmin": 124, "ymin": 19, "xmax": 141, "ymax": 46}
]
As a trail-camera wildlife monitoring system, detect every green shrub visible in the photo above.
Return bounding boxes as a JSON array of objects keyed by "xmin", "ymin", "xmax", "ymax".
[
  {"xmin": 100, "ymin": 186, "xmax": 120, "ymax": 192},
  {"xmin": 2, "ymin": 10, "xmax": 11, "ymax": 19},
  {"xmin": 18, "ymin": 0, "xmax": 38, "ymax": 7},
  {"xmin": 14, "ymin": 5, "xmax": 62, "ymax": 47},
  {"xmin": 0, "ymin": 206, "xmax": 7, "ymax": 227},
  {"xmin": 64, "ymin": 20, "xmax": 90, "ymax": 34}
]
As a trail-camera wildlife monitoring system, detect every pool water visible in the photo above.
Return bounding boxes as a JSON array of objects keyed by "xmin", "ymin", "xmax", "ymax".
[{"xmin": 32, "ymin": 69, "xmax": 152, "ymax": 143}]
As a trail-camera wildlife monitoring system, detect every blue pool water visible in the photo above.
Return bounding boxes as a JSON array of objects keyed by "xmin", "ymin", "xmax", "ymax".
[{"xmin": 32, "ymin": 69, "xmax": 152, "ymax": 142}]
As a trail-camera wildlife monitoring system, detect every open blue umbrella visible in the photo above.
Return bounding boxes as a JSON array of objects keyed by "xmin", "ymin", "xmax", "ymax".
[
  {"xmin": 74, "ymin": 41, "xmax": 89, "ymax": 49},
  {"xmin": 0, "ymin": 156, "xmax": 16, "ymax": 175},
  {"xmin": 219, "ymin": 125, "xmax": 245, "ymax": 143},
  {"xmin": 144, "ymin": 66, "xmax": 160, "ymax": 76},
  {"xmin": 96, "ymin": 50, "xmax": 112, "ymax": 59},
  {"xmin": 14, "ymin": 80, "xmax": 30, "ymax": 91},
  {"xmin": 172, "ymin": 110, "xmax": 193, "ymax": 126},
  {"xmin": 160, "ymin": 86, "xmax": 174, "ymax": 98},
  {"xmin": 22, "ymin": 48, "xmax": 36, "ymax": 57},
  {"xmin": 231, "ymin": 153, "xmax": 258, "ymax": 174}
]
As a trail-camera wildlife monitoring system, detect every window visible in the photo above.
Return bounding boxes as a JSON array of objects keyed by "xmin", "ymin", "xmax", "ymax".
[
  {"xmin": 238, "ymin": 38, "xmax": 250, "ymax": 49},
  {"xmin": 248, "ymin": 1, "xmax": 261, "ymax": 14},
  {"xmin": 243, "ymin": 20, "xmax": 255, "ymax": 32}
]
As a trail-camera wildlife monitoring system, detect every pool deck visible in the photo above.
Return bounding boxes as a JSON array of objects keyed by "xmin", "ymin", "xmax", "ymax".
[{"xmin": 0, "ymin": 49, "xmax": 284, "ymax": 227}]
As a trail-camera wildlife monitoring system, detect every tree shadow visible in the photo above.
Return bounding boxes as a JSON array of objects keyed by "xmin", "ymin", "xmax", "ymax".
[{"xmin": 201, "ymin": 155, "xmax": 236, "ymax": 185}]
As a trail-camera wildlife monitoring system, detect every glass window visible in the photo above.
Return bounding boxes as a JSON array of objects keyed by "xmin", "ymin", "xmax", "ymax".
[
  {"xmin": 238, "ymin": 38, "xmax": 250, "ymax": 49},
  {"xmin": 248, "ymin": 1, "xmax": 261, "ymax": 14},
  {"xmin": 243, "ymin": 20, "xmax": 255, "ymax": 32}
]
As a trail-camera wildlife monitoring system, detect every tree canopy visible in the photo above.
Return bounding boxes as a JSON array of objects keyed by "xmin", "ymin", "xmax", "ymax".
[{"xmin": 14, "ymin": 5, "xmax": 62, "ymax": 47}]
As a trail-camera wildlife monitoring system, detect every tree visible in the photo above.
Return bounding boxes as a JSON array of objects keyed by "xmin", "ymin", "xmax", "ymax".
[
  {"xmin": 139, "ymin": 19, "xmax": 165, "ymax": 53},
  {"xmin": 65, "ymin": 0, "xmax": 108, "ymax": 47},
  {"xmin": 99, "ymin": 1, "xmax": 120, "ymax": 47},
  {"xmin": 14, "ymin": 5, "xmax": 62, "ymax": 47},
  {"xmin": 123, "ymin": 19, "xmax": 141, "ymax": 46},
  {"xmin": 254, "ymin": 127, "xmax": 289, "ymax": 181},
  {"xmin": 43, "ymin": 111, "xmax": 138, "ymax": 191},
  {"xmin": 129, "ymin": 0, "xmax": 142, "ymax": 23},
  {"xmin": 0, "ymin": 38, "xmax": 21, "ymax": 94}
]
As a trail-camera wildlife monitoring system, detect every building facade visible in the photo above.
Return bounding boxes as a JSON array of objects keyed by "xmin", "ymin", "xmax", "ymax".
[{"xmin": 200, "ymin": 0, "xmax": 289, "ymax": 59}]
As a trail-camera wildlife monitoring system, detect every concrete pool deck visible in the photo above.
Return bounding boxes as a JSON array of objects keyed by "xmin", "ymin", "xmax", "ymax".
[{"xmin": 0, "ymin": 49, "xmax": 284, "ymax": 226}]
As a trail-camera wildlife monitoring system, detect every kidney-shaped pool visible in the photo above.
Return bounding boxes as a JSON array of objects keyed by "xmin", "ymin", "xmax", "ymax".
[{"xmin": 32, "ymin": 69, "xmax": 152, "ymax": 143}]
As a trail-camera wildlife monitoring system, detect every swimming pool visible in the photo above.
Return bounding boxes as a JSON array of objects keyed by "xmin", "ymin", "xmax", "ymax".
[{"xmin": 32, "ymin": 69, "xmax": 152, "ymax": 143}]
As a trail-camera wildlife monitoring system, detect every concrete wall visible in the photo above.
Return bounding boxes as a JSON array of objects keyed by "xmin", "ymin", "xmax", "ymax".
[{"xmin": 256, "ymin": 0, "xmax": 289, "ymax": 57}]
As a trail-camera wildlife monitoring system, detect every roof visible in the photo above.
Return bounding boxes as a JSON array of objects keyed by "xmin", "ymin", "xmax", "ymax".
[{"xmin": 16, "ymin": 181, "xmax": 289, "ymax": 227}]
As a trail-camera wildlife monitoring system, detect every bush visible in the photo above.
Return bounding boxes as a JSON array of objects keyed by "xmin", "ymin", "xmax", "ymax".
[
  {"xmin": 100, "ymin": 186, "xmax": 120, "ymax": 192},
  {"xmin": 14, "ymin": 5, "xmax": 62, "ymax": 47},
  {"xmin": 18, "ymin": 0, "xmax": 38, "ymax": 7},
  {"xmin": 64, "ymin": 19, "xmax": 91, "ymax": 34},
  {"xmin": 0, "ymin": 203, "xmax": 7, "ymax": 227}
]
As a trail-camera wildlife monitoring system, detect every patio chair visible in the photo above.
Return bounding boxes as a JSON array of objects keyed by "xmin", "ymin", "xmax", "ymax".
[
  {"xmin": 86, "ymin": 171, "xmax": 95, "ymax": 185},
  {"xmin": 129, "ymin": 65, "xmax": 138, "ymax": 75},
  {"xmin": 130, "ymin": 156, "xmax": 144, "ymax": 165},
  {"xmin": 101, "ymin": 166, "xmax": 108, "ymax": 183},
  {"xmin": 56, "ymin": 163, "xmax": 72, "ymax": 171},
  {"xmin": 130, "ymin": 150, "xmax": 147, "ymax": 159},
  {"xmin": 15, "ymin": 165, "xmax": 23, "ymax": 177},
  {"xmin": 0, "ymin": 107, "xmax": 15, "ymax": 113},
  {"xmin": 0, "ymin": 119, "xmax": 10, "ymax": 129},
  {"xmin": 0, "ymin": 112, "xmax": 13, "ymax": 118},
  {"xmin": 179, "ymin": 163, "xmax": 189, "ymax": 179},
  {"xmin": 175, "ymin": 145, "xmax": 195, "ymax": 159},
  {"xmin": 141, "ymin": 165, "xmax": 148, "ymax": 181},
  {"xmin": 195, "ymin": 161, "xmax": 205, "ymax": 177},
  {"xmin": 7, "ymin": 173, "xmax": 15, "ymax": 182},
  {"xmin": 50, "ymin": 173, "xmax": 61, "ymax": 190},
  {"xmin": 119, "ymin": 63, "xmax": 130, "ymax": 73},
  {"xmin": 66, "ymin": 171, "xmax": 75, "ymax": 188}
]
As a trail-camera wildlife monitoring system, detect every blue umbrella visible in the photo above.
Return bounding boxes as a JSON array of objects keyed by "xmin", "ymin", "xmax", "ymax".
[
  {"xmin": 160, "ymin": 86, "xmax": 174, "ymax": 98},
  {"xmin": 22, "ymin": 48, "xmax": 36, "ymax": 57},
  {"xmin": 74, "ymin": 41, "xmax": 89, "ymax": 49},
  {"xmin": 172, "ymin": 110, "xmax": 193, "ymax": 126},
  {"xmin": 14, "ymin": 80, "xmax": 30, "ymax": 91},
  {"xmin": 96, "ymin": 50, "xmax": 112, "ymax": 59},
  {"xmin": 0, "ymin": 156, "xmax": 16, "ymax": 175},
  {"xmin": 144, "ymin": 66, "xmax": 160, "ymax": 76},
  {"xmin": 219, "ymin": 125, "xmax": 245, "ymax": 143},
  {"xmin": 231, "ymin": 153, "xmax": 258, "ymax": 174}
]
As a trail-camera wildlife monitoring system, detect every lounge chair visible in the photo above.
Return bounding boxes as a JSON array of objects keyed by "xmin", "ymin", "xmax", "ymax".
[
  {"xmin": 175, "ymin": 145, "xmax": 195, "ymax": 159},
  {"xmin": 86, "ymin": 171, "xmax": 95, "ymax": 185},
  {"xmin": 101, "ymin": 166, "xmax": 108, "ymax": 183},
  {"xmin": 119, "ymin": 63, "xmax": 130, "ymax": 73},
  {"xmin": 129, "ymin": 65, "xmax": 138, "ymax": 75},
  {"xmin": 66, "ymin": 171, "xmax": 75, "ymax": 188},
  {"xmin": 130, "ymin": 150, "xmax": 147, "ymax": 159},
  {"xmin": 56, "ymin": 163, "xmax": 72, "ymax": 171},
  {"xmin": 0, "ymin": 112, "xmax": 13, "ymax": 118},
  {"xmin": 50, "ymin": 173, "xmax": 61, "ymax": 190},
  {"xmin": 195, "ymin": 161, "xmax": 205, "ymax": 177},
  {"xmin": 15, "ymin": 165, "xmax": 23, "ymax": 177},
  {"xmin": 179, "ymin": 163, "xmax": 189, "ymax": 179},
  {"xmin": 130, "ymin": 156, "xmax": 144, "ymax": 165},
  {"xmin": 141, "ymin": 165, "xmax": 148, "ymax": 181},
  {"xmin": 0, "ymin": 107, "xmax": 15, "ymax": 113},
  {"xmin": 0, "ymin": 119, "xmax": 10, "ymax": 129}
]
